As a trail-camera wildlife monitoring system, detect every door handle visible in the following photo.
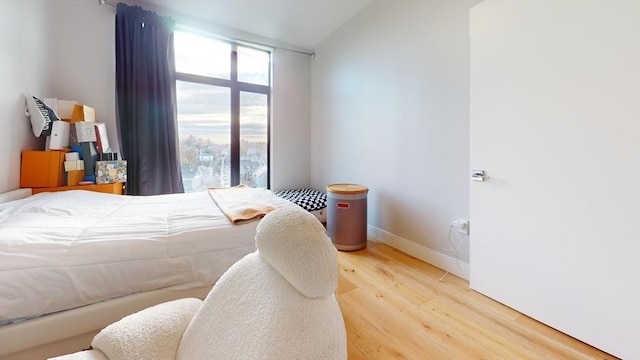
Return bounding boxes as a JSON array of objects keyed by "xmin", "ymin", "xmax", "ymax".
[{"xmin": 471, "ymin": 169, "xmax": 489, "ymax": 182}]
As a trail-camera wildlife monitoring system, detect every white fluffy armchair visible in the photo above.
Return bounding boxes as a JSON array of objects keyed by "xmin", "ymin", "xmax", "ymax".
[{"xmin": 51, "ymin": 206, "xmax": 347, "ymax": 360}]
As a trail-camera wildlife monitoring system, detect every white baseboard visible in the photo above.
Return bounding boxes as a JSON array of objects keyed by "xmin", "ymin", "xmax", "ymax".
[{"xmin": 367, "ymin": 225, "xmax": 470, "ymax": 281}]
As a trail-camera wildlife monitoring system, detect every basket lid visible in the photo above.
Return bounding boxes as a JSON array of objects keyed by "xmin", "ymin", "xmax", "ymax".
[{"xmin": 326, "ymin": 183, "xmax": 368, "ymax": 194}]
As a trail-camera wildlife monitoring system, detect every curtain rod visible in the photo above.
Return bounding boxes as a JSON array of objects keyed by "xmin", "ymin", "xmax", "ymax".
[{"xmin": 98, "ymin": 0, "xmax": 315, "ymax": 58}]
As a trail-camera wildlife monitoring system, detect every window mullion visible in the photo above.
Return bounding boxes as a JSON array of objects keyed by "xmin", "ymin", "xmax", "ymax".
[
  {"xmin": 176, "ymin": 72, "xmax": 232, "ymax": 88},
  {"xmin": 237, "ymin": 82, "xmax": 270, "ymax": 94}
]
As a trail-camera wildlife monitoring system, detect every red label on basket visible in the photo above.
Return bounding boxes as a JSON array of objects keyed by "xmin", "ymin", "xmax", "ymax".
[{"xmin": 337, "ymin": 202, "xmax": 350, "ymax": 209}]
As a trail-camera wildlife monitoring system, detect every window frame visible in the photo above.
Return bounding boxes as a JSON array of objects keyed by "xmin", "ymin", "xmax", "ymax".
[{"xmin": 175, "ymin": 37, "xmax": 272, "ymax": 188}]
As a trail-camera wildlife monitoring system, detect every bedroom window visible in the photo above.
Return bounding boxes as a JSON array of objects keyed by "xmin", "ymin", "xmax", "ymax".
[{"xmin": 174, "ymin": 30, "xmax": 271, "ymax": 191}]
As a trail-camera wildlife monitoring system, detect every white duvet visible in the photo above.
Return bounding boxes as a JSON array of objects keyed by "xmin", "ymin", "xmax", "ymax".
[{"xmin": 0, "ymin": 190, "xmax": 290, "ymax": 324}]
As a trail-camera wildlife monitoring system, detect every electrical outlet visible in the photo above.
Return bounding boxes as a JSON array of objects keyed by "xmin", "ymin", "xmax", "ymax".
[{"xmin": 452, "ymin": 219, "xmax": 469, "ymax": 235}]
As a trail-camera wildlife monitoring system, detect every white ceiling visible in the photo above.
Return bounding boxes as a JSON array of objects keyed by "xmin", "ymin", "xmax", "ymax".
[{"xmin": 143, "ymin": 0, "xmax": 372, "ymax": 50}]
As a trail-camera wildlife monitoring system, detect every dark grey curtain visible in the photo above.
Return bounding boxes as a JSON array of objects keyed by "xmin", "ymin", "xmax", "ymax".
[{"xmin": 115, "ymin": 3, "xmax": 183, "ymax": 195}]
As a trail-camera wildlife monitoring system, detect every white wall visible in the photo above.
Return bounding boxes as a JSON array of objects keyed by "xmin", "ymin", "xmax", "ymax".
[
  {"xmin": 0, "ymin": 0, "xmax": 52, "ymax": 193},
  {"xmin": 48, "ymin": 0, "xmax": 118, "ymax": 155},
  {"xmin": 0, "ymin": 0, "xmax": 312, "ymax": 193},
  {"xmin": 271, "ymin": 50, "xmax": 311, "ymax": 191},
  {"xmin": 311, "ymin": 0, "xmax": 479, "ymax": 276}
]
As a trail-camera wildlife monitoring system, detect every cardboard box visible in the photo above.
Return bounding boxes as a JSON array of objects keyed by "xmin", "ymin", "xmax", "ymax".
[
  {"xmin": 64, "ymin": 160, "xmax": 84, "ymax": 172},
  {"xmin": 94, "ymin": 122, "xmax": 110, "ymax": 153},
  {"xmin": 20, "ymin": 151, "xmax": 66, "ymax": 188},
  {"xmin": 66, "ymin": 170, "xmax": 85, "ymax": 186},
  {"xmin": 65, "ymin": 152, "xmax": 80, "ymax": 161},
  {"xmin": 75, "ymin": 121, "xmax": 97, "ymax": 142},
  {"xmin": 45, "ymin": 121, "xmax": 70, "ymax": 150},
  {"xmin": 57, "ymin": 100, "xmax": 78, "ymax": 120},
  {"xmin": 96, "ymin": 160, "xmax": 127, "ymax": 184},
  {"xmin": 70, "ymin": 104, "xmax": 95, "ymax": 123}
]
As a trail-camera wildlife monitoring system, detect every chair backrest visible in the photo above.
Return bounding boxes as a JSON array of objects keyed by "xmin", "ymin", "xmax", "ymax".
[
  {"xmin": 255, "ymin": 203, "xmax": 339, "ymax": 298},
  {"xmin": 176, "ymin": 206, "xmax": 347, "ymax": 360}
]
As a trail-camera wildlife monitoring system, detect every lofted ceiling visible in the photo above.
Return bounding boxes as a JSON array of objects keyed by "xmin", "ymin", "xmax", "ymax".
[{"xmin": 142, "ymin": 0, "xmax": 372, "ymax": 50}]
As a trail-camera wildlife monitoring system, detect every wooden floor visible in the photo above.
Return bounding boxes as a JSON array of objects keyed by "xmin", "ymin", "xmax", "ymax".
[{"xmin": 336, "ymin": 241, "xmax": 618, "ymax": 360}]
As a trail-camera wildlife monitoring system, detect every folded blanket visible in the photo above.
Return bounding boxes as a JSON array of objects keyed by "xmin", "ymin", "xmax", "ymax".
[{"xmin": 208, "ymin": 185, "xmax": 280, "ymax": 224}]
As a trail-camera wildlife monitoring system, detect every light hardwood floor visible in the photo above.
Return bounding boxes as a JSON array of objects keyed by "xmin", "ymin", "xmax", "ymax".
[{"xmin": 336, "ymin": 241, "xmax": 618, "ymax": 360}]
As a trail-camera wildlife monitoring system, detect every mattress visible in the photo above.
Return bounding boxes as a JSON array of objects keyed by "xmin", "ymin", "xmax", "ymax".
[{"xmin": 0, "ymin": 189, "xmax": 289, "ymax": 325}]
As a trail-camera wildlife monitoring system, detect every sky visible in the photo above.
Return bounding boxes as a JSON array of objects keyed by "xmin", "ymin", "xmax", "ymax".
[{"xmin": 174, "ymin": 31, "xmax": 269, "ymax": 145}]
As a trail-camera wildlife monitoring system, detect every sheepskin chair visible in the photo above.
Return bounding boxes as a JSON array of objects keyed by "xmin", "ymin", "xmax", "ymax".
[{"xmin": 50, "ymin": 205, "xmax": 347, "ymax": 360}]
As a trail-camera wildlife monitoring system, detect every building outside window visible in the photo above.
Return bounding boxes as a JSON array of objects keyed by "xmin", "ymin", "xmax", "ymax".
[{"xmin": 174, "ymin": 30, "xmax": 271, "ymax": 192}]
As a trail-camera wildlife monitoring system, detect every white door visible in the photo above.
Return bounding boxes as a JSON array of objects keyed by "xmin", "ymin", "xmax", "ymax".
[{"xmin": 469, "ymin": 1, "xmax": 639, "ymax": 359}]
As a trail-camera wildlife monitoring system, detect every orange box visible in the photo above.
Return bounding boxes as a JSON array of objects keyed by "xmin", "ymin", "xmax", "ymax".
[
  {"xmin": 70, "ymin": 104, "xmax": 95, "ymax": 123},
  {"xmin": 66, "ymin": 170, "xmax": 85, "ymax": 186},
  {"xmin": 20, "ymin": 151, "xmax": 66, "ymax": 188},
  {"xmin": 31, "ymin": 183, "xmax": 124, "ymax": 195}
]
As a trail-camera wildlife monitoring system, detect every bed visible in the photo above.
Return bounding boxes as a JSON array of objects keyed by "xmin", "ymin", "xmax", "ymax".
[{"xmin": 0, "ymin": 187, "xmax": 292, "ymax": 359}]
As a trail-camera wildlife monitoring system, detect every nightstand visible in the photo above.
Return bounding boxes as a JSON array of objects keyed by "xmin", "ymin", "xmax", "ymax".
[{"xmin": 30, "ymin": 183, "xmax": 124, "ymax": 195}]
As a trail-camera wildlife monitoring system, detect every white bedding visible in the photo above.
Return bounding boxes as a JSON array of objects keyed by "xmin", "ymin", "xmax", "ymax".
[{"xmin": 0, "ymin": 189, "xmax": 291, "ymax": 325}]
